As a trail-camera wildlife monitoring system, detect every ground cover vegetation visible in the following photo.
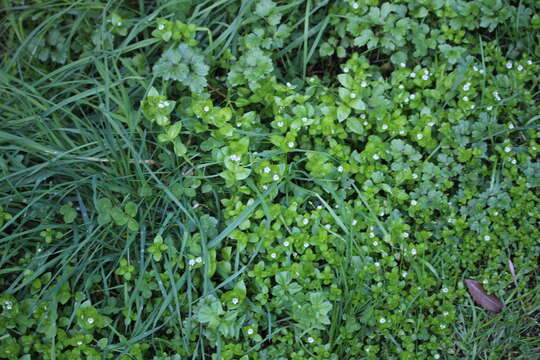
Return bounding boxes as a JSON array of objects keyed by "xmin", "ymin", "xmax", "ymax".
[{"xmin": 0, "ymin": 0, "xmax": 539, "ymax": 359}]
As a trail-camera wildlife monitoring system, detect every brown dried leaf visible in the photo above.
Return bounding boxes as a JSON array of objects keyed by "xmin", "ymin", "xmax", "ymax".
[{"xmin": 464, "ymin": 279, "xmax": 504, "ymax": 313}]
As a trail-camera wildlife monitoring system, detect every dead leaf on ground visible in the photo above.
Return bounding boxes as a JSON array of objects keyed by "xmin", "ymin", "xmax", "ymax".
[{"xmin": 464, "ymin": 279, "xmax": 504, "ymax": 314}]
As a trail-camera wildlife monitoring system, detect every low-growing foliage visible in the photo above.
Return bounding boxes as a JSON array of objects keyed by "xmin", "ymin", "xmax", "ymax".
[{"xmin": 1, "ymin": 0, "xmax": 539, "ymax": 359}]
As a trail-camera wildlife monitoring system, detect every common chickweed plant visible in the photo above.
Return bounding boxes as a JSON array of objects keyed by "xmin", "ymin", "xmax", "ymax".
[{"xmin": 1, "ymin": 0, "xmax": 540, "ymax": 359}]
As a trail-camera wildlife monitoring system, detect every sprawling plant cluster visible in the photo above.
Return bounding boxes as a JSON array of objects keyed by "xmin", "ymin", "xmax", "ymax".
[{"xmin": 1, "ymin": 1, "xmax": 539, "ymax": 359}]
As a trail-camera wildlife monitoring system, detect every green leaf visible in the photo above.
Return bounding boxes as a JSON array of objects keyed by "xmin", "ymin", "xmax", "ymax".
[
  {"xmin": 337, "ymin": 104, "xmax": 351, "ymax": 122},
  {"xmin": 59, "ymin": 205, "xmax": 77, "ymax": 223},
  {"xmin": 337, "ymin": 74, "xmax": 353, "ymax": 88},
  {"xmin": 346, "ymin": 117, "xmax": 365, "ymax": 135},
  {"xmin": 255, "ymin": 0, "xmax": 276, "ymax": 17},
  {"xmin": 197, "ymin": 295, "xmax": 224, "ymax": 329},
  {"xmin": 124, "ymin": 202, "xmax": 138, "ymax": 217}
]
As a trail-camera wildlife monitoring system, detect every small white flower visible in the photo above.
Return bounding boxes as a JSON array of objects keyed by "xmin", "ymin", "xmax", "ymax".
[
  {"xmin": 230, "ymin": 154, "xmax": 241, "ymax": 161},
  {"xmin": 473, "ymin": 65, "xmax": 479, "ymax": 72},
  {"xmin": 5, "ymin": 302, "xmax": 12, "ymax": 310},
  {"xmin": 416, "ymin": 133, "xmax": 423, "ymax": 140},
  {"xmin": 163, "ymin": 101, "xmax": 170, "ymax": 106},
  {"xmin": 443, "ymin": 311, "xmax": 449, "ymax": 316},
  {"xmin": 195, "ymin": 257, "xmax": 202, "ymax": 264},
  {"xmin": 351, "ymin": 92, "xmax": 357, "ymax": 98},
  {"xmin": 508, "ymin": 123, "xmax": 514, "ymax": 129},
  {"xmin": 232, "ymin": 297, "xmax": 239, "ymax": 305},
  {"xmin": 379, "ymin": 317, "xmax": 386, "ymax": 323},
  {"xmin": 493, "ymin": 91, "xmax": 501, "ymax": 101},
  {"xmin": 504, "ymin": 146, "xmax": 512, "ymax": 153},
  {"xmin": 511, "ymin": 158, "xmax": 517, "ymax": 164},
  {"xmin": 434, "ymin": 354, "xmax": 440, "ymax": 359},
  {"xmin": 428, "ymin": 121, "xmax": 435, "ymax": 126},
  {"xmin": 364, "ymin": 121, "xmax": 369, "ymax": 126},
  {"xmin": 87, "ymin": 317, "xmax": 94, "ymax": 324},
  {"xmin": 277, "ymin": 121, "xmax": 284, "ymax": 127},
  {"xmin": 463, "ymin": 82, "xmax": 471, "ymax": 91},
  {"xmin": 412, "ymin": 173, "xmax": 418, "ymax": 179},
  {"xmin": 379, "ymin": 211, "xmax": 384, "ymax": 216},
  {"xmin": 337, "ymin": 165, "xmax": 344, "ymax": 172},
  {"xmin": 506, "ymin": 61, "xmax": 513, "ymax": 69},
  {"xmin": 440, "ymin": 324, "xmax": 446, "ymax": 329},
  {"xmin": 402, "ymin": 232, "xmax": 409, "ymax": 238},
  {"xmin": 411, "ymin": 200, "xmax": 417, "ymax": 206},
  {"xmin": 307, "ymin": 337, "xmax": 314, "ymax": 343},
  {"xmin": 37, "ymin": 247, "xmax": 43, "ymax": 253},
  {"xmin": 273, "ymin": 174, "xmax": 280, "ymax": 181},
  {"xmin": 317, "ymin": 205, "xmax": 322, "ymax": 210},
  {"xmin": 399, "ymin": 130, "xmax": 405, "ymax": 135},
  {"xmin": 247, "ymin": 328, "xmax": 254, "ymax": 335},
  {"xmin": 77, "ymin": 340, "xmax": 83, "ymax": 345},
  {"xmin": 263, "ymin": 166, "xmax": 271, "ymax": 173},
  {"xmin": 360, "ymin": 113, "xmax": 366, "ymax": 119},
  {"xmin": 402, "ymin": 272, "xmax": 408, "ymax": 278},
  {"xmin": 369, "ymin": 232, "xmax": 375, "ymax": 238},
  {"xmin": 352, "ymin": 219, "xmax": 358, "ymax": 226},
  {"xmin": 262, "ymin": 185, "xmax": 268, "ymax": 190},
  {"xmin": 527, "ymin": 60, "xmax": 532, "ymax": 65},
  {"xmin": 303, "ymin": 218, "xmax": 309, "ymax": 225},
  {"xmin": 486, "ymin": 105, "xmax": 493, "ymax": 111},
  {"xmin": 442, "ymin": 287, "xmax": 448, "ymax": 293},
  {"xmin": 422, "ymin": 74, "xmax": 429, "ymax": 81},
  {"xmin": 374, "ymin": 262, "xmax": 380, "ymax": 267},
  {"xmin": 287, "ymin": 141, "xmax": 294, "ymax": 148},
  {"xmin": 410, "ymin": 94, "xmax": 416, "ymax": 100},
  {"xmin": 344, "ymin": 67, "xmax": 349, "ymax": 73},
  {"xmin": 484, "ymin": 235, "xmax": 491, "ymax": 241},
  {"xmin": 382, "ymin": 124, "xmax": 388, "ymax": 130},
  {"xmin": 361, "ymin": 81, "xmax": 367, "ymax": 88},
  {"xmin": 462, "ymin": 96, "xmax": 469, "ymax": 102},
  {"xmin": 470, "ymin": 104, "xmax": 475, "ymax": 110},
  {"xmin": 158, "ymin": 102, "xmax": 166, "ymax": 108},
  {"xmin": 373, "ymin": 241, "xmax": 378, "ymax": 246},
  {"xmin": 398, "ymin": 84, "xmax": 404, "ymax": 89},
  {"xmin": 236, "ymin": 122, "xmax": 242, "ymax": 127},
  {"xmin": 270, "ymin": 252, "xmax": 277, "ymax": 259},
  {"xmin": 400, "ymin": 62, "xmax": 406, "ymax": 68},
  {"xmin": 352, "ymin": 2, "xmax": 359, "ymax": 9},
  {"xmin": 203, "ymin": 106, "xmax": 210, "ymax": 112},
  {"xmin": 411, "ymin": 248, "xmax": 417, "ymax": 255},
  {"xmin": 517, "ymin": 64, "xmax": 523, "ymax": 71},
  {"xmin": 483, "ymin": 279, "xmax": 488, "ymax": 285},
  {"xmin": 325, "ymin": 224, "xmax": 331, "ymax": 230},
  {"xmin": 283, "ymin": 241, "xmax": 289, "ymax": 247},
  {"xmin": 286, "ymin": 82, "xmax": 292, "ymax": 87},
  {"xmin": 158, "ymin": 24, "xmax": 165, "ymax": 30},
  {"xmin": 372, "ymin": 154, "xmax": 380, "ymax": 160},
  {"xmin": 410, "ymin": 72, "xmax": 416, "ymax": 78},
  {"xmin": 302, "ymin": 117, "xmax": 308, "ymax": 122},
  {"xmin": 188, "ymin": 259, "xmax": 195, "ymax": 266},
  {"xmin": 304, "ymin": 242, "xmax": 309, "ymax": 248},
  {"xmin": 479, "ymin": 69, "xmax": 485, "ymax": 74}
]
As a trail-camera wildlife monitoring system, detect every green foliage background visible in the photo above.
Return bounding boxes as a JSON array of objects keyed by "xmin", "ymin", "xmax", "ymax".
[{"xmin": 1, "ymin": 0, "xmax": 539, "ymax": 359}]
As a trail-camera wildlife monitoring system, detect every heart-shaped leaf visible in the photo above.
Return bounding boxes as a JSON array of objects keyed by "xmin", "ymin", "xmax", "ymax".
[{"xmin": 464, "ymin": 279, "xmax": 504, "ymax": 313}]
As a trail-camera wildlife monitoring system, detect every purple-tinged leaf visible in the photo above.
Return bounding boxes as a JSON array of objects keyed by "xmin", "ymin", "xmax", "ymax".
[{"xmin": 464, "ymin": 279, "xmax": 504, "ymax": 313}]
